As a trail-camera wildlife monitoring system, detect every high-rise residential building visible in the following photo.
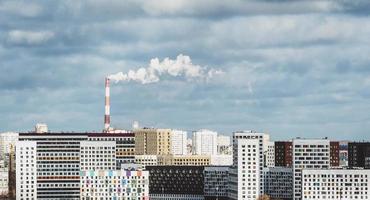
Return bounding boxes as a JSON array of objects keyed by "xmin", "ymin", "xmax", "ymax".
[
  {"xmin": 275, "ymin": 141, "xmax": 293, "ymax": 167},
  {"xmin": 301, "ymin": 169, "xmax": 370, "ymax": 200},
  {"xmin": 16, "ymin": 132, "xmax": 136, "ymax": 199},
  {"xmin": 348, "ymin": 142, "xmax": 370, "ymax": 169},
  {"xmin": 217, "ymin": 135, "xmax": 232, "ymax": 155},
  {"xmin": 0, "ymin": 132, "xmax": 17, "ymax": 198},
  {"xmin": 192, "ymin": 129, "xmax": 218, "ymax": 155},
  {"xmin": 339, "ymin": 141, "xmax": 349, "ymax": 167},
  {"xmin": 229, "ymin": 131, "xmax": 269, "ymax": 200},
  {"xmin": 0, "ymin": 161, "xmax": 9, "ymax": 197},
  {"xmin": 16, "ymin": 141, "xmax": 37, "ymax": 200},
  {"xmin": 292, "ymin": 139, "xmax": 330, "ymax": 200},
  {"xmin": 134, "ymin": 128, "xmax": 172, "ymax": 155},
  {"xmin": 171, "ymin": 130, "xmax": 187, "ymax": 155},
  {"xmin": 265, "ymin": 141, "xmax": 275, "ymax": 167},
  {"xmin": 263, "ymin": 167, "xmax": 293, "ymax": 200},
  {"xmin": 147, "ymin": 166, "xmax": 204, "ymax": 200},
  {"xmin": 330, "ymin": 141, "xmax": 340, "ymax": 167},
  {"xmin": 204, "ymin": 166, "xmax": 229, "ymax": 200}
]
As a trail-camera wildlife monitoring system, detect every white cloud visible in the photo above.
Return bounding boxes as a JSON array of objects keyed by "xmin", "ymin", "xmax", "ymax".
[
  {"xmin": 0, "ymin": 1, "xmax": 43, "ymax": 17},
  {"xmin": 7, "ymin": 30, "xmax": 55, "ymax": 45}
]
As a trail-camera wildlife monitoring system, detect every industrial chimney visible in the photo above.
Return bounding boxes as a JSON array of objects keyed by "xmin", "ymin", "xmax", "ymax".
[{"xmin": 104, "ymin": 77, "xmax": 110, "ymax": 131}]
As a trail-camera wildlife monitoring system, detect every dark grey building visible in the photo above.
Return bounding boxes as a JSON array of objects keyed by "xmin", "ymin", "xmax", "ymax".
[
  {"xmin": 146, "ymin": 165, "xmax": 205, "ymax": 200},
  {"xmin": 348, "ymin": 142, "xmax": 370, "ymax": 169}
]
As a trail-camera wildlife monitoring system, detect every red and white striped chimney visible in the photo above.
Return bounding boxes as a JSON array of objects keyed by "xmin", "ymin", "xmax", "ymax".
[{"xmin": 104, "ymin": 77, "xmax": 110, "ymax": 131}]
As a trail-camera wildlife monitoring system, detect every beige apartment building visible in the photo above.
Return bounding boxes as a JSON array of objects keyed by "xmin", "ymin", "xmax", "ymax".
[
  {"xmin": 158, "ymin": 155, "xmax": 210, "ymax": 166},
  {"xmin": 134, "ymin": 128, "xmax": 172, "ymax": 155}
]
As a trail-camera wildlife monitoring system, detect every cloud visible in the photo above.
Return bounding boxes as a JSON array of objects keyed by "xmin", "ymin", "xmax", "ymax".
[
  {"xmin": 0, "ymin": 1, "xmax": 43, "ymax": 17},
  {"xmin": 7, "ymin": 30, "xmax": 55, "ymax": 45},
  {"xmin": 108, "ymin": 54, "xmax": 223, "ymax": 84},
  {"xmin": 0, "ymin": 1, "xmax": 370, "ymax": 140}
]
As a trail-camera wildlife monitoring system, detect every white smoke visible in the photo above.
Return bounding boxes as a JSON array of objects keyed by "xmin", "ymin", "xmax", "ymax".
[{"xmin": 108, "ymin": 54, "xmax": 223, "ymax": 84}]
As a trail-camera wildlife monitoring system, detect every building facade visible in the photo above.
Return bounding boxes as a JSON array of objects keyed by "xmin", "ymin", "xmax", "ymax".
[
  {"xmin": 301, "ymin": 169, "xmax": 370, "ymax": 200},
  {"xmin": 192, "ymin": 129, "xmax": 218, "ymax": 156},
  {"xmin": 229, "ymin": 131, "xmax": 269, "ymax": 200},
  {"xmin": 16, "ymin": 132, "xmax": 136, "ymax": 199},
  {"xmin": 274, "ymin": 141, "xmax": 292, "ymax": 167},
  {"xmin": 263, "ymin": 167, "xmax": 293, "ymax": 200},
  {"xmin": 204, "ymin": 166, "xmax": 229, "ymax": 200},
  {"xmin": 171, "ymin": 130, "xmax": 187, "ymax": 155},
  {"xmin": 134, "ymin": 128, "xmax": 172, "ymax": 155},
  {"xmin": 80, "ymin": 169, "xmax": 149, "ymax": 200},
  {"xmin": 146, "ymin": 166, "xmax": 204, "ymax": 200},
  {"xmin": 292, "ymin": 139, "xmax": 330, "ymax": 200},
  {"xmin": 158, "ymin": 155, "xmax": 210, "ymax": 166},
  {"xmin": 265, "ymin": 141, "xmax": 275, "ymax": 167},
  {"xmin": 330, "ymin": 141, "xmax": 340, "ymax": 167},
  {"xmin": 217, "ymin": 135, "xmax": 232, "ymax": 155},
  {"xmin": 348, "ymin": 142, "xmax": 370, "ymax": 169}
]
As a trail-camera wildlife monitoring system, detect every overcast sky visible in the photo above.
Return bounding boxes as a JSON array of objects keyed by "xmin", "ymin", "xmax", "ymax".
[{"xmin": 1, "ymin": 0, "xmax": 370, "ymax": 140}]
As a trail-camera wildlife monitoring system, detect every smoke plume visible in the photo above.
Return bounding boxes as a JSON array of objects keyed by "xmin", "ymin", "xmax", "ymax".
[{"xmin": 108, "ymin": 54, "xmax": 223, "ymax": 84}]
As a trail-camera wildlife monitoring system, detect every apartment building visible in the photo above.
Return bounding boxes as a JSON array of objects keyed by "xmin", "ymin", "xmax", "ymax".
[
  {"xmin": 301, "ymin": 169, "xmax": 370, "ymax": 200},
  {"xmin": 16, "ymin": 132, "xmax": 136, "ymax": 199},
  {"xmin": 134, "ymin": 128, "xmax": 172, "ymax": 155},
  {"xmin": 292, "ymin": 139, "xmax": 330, "ymax": 200},
  {"xmin": 265, "ymin": 141, "xmax": 275, "ymax": 167},
  {"xmin": 87, "ymin": 133, "xmax": 135, "ymax": 168},
  {"xmin": 229, "ymin": 131, "xmax": 269, "ymax": 200},
  {"xmin": 171, "ymin": 130, "xmax": 187, "ymax": 155},
  {"xmin": 330, "ymin": 141, "xmax": 340, "ymax": 167},
  {"xmin": 348, "ymin": 142, "xmax": 370, "ymax": 169},
  {"xmin": 192, "ymin": 129, "xmax": 218, "ymax": 155},
  {"xmin": 275, "ymin": 141, "xmax": 293, "ymax": 167}
]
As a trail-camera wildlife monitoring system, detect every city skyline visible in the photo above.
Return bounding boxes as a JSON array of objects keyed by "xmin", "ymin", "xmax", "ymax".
[{"xmin": 1, "ymin": 1, "xmax": 370, "ymax": 140}]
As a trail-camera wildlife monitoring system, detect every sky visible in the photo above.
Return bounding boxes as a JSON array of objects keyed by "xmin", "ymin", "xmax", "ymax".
[{"xmin": 1, "ymin": 0, "xmax": 370, "ymax": 140}]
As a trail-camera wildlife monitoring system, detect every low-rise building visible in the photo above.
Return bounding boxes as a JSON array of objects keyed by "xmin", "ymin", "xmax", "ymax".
[
  {"xmin": 158, "ymin": 155, "xmax": 210, "ymax": 166},
  {"xmin": 135, "ymin": 155, "xmax": 158, "ymax": 167},
  {"xmin": 147, "ymin": 166, "xmax": 204, "ymax": 200},
  {"xmin": 80, "ymin": 169, "xmax": 149, "ymax": 199}
]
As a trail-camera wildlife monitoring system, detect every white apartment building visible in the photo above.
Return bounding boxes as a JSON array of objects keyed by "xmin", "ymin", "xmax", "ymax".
[
  {"xmin": 229, "ymin": 131, "xmax": 269, "ymax": 200},
  {"xmin": 263, "ymin": 167, "xmax": 293, "ymax": 199},
  {"xmin": 192, "ymin": 129, "xmax": 217, "ymax": 155},
  {"xmin": 0, "ymin": 161, "xmax": 9, "ymax": 197},
  {"xmin": 80, "ymin": 141, "xmax": 116, "ymax": 170},
  {"xmin": 265, "ymin": 141, "xmax": 275, "ymax": 167},
  {"xmin": 171, "ymin": 130, "xmax": 187, "ymax": 155},
  {"xmin": 210, "ymin": 154, "xmax": 233, "ymax": 166},
  {"xmin": 217, "ymin": 135, "xmax": 232, "ymax": 155},
  {"xmin": 80, "ymin": 169, "xmax": 149, "ymax": 199},
  {"xmin": 302, "ymin": 169, "xmax": 370, "ymax": 200},
  {"xmin": 293, "ymin": 139, "xmax": 330, "ymax": 200},
  {"xmin": 16, "ymin": 141, "xmax": 37, "ymax": 200},
  {"xmin": 0, "ymin": 132, "xmax": 18, "ymax": 164}
]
